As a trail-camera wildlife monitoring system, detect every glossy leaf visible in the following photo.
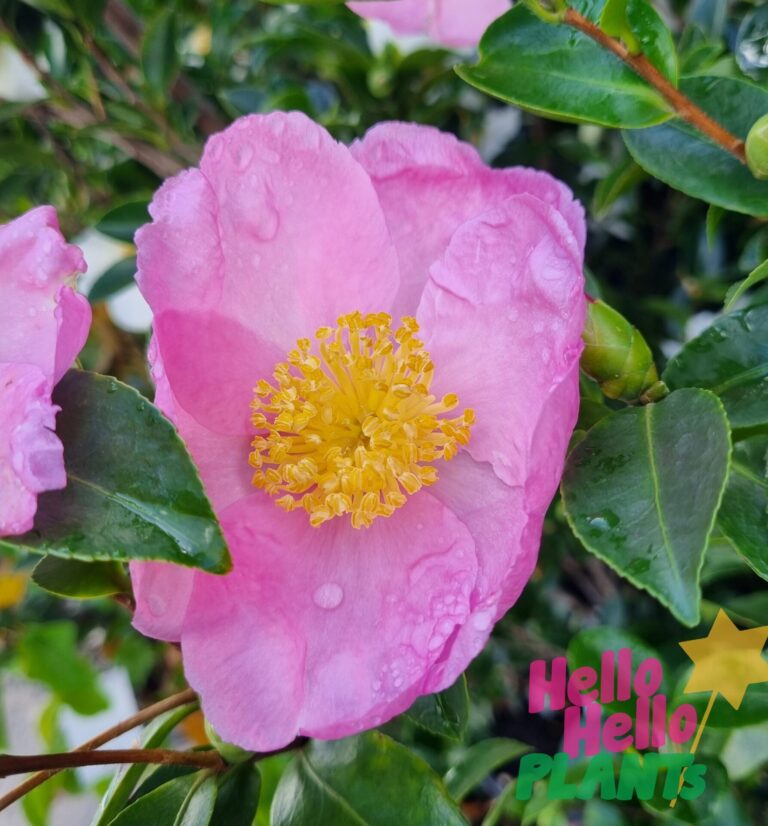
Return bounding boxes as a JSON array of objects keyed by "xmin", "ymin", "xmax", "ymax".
[
  {"xmin": 663, "ymin": 303, "xmax": 768, "ymax": 429},
  {"xmin": 95, "ymin": 202, "xmax": 149, "ymax": 243},
  {"xmin": 561, "ymin": 389, "xmax": 731, "ymax": 626},
  {"xmin": 717, "ymin": 435, "xmax": 768, "ymax": 581},
  {"xmin": 93, "ymin": 705, "xmax": 199, "ymax": 826},
  {"xmin": 271, "ymin": 733, "xmax": 467, "ymax": 826},
  {"xmin": 444, "ymin": 738, "xmax": 530, "ymax": 802},
  {"xmin": 404, "ymin": 675, "xmax": 469, "ymax": 740},
  {"xmin": 624, "ymin": 77, "xmax": 768, "ymax": 216},
  {"xmin": 211, "ymin": 762, "xmax": 262, "ymax": 826},
  {"xmin": 18, "ymin": 622, "xmax": 108, "ymax": 715},
  {"xmin": 0, "ymin": 371, "xmax": 231, "ymax": 573},
  {"xmin": 457, "ymin": 0, "xmax": 673, "ymax": 128},
  {"xmin": 32, "ymin": 556, "xmax": 130, "ymax": 598},
  {"xmin": 89, "ymin": 257, "xmax": 138, "ymax": 303},
  {"xmin": 109, "ymin": 772, "xmax": 216, "ymax": 826}
]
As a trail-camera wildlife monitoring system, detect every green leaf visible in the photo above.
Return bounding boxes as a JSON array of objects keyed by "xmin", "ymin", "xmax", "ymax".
[
  {"xmin": 95, "ymin": 202, "xmax": 149, "ymax": 243},
  {"xmin": 89, "ymin": 257, "xmax": 138, "ymax": 303},
  {"xmin": 108, "ymin": 772, "xmax": 216, "ymax": 826},
  {"xmin": 663, "ymin": 303, "xmax": 768, "ymax": 429},
  {"xmin": 592, "ymin": 156, "xmax": 646, "ymax": 217},
  {"xmin": 32, "ymin": 556, "xmax": 130, "ymax": 598},
  {"xmin": 457, "ymin": 1, "xmax": 673, "ymax": 128},
  {"xmin": 404, "ymin": 675, "xmax": 469, "ymax": 740},
  {"xmin": 601, "ymin": 0, "xmax": 640, "ymax": 53},
  {"xmin": 141, "ymin": 10, "xmax": 180, "ymax": 96},
  {"xmin": 717, "ymin": 435, "xmax": 768, "ymax": 580},
  {"xmin": 93, "ymin": 705, "xmax": 198, "ymax": 826},
  {"xmin": 673, "ymin": 674, "xmax": 768, "ymax": 728},
  {"xmin": 623, "ymin": 77, "xmax": 768, "ymax": 216},
  {"xmin": 444, "ymin": 738, "xmax": 530, "ymax": 802},
  {"xmin": 0, "ymin": 371, "xmax": 231, "ymax": 574},
  {"xmin": 271, "ymin": 733, "xmax": 467, "ymax": 826},
  {"xmin": 17, "ymin": 622, "xmax": 108, "ymax": 715},
  {"xmin": 212, "ymin": 762, "xmax": 261, "ymax": 826},
  {"xmin": 706, "ymin": 204, "xmax": 726, "ymax": 249},
  {"xmin": 725, "ymin": 259, "xmax": 768, "ymax": 310},
  {"xmin": 561, "ymin": 388, "xmax": 731, "ymax": 626}
]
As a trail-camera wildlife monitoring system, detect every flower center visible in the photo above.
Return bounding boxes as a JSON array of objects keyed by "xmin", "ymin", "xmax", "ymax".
[{"xmin": 249, "ymin": 311, "xmax": 474, "ymax": 529}]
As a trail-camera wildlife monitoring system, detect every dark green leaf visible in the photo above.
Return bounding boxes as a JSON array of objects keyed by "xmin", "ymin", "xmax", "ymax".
[
  {"xmin": 32, "ymin": 556, "xmax": 130, "ymax": 598},
  {"xmin": 93, "ymin": 705, "xmax": 198, "ymax": 826},
  {"xmin": 592, "ymin": 157, "xmax": 646, "ymax": 217},
  {"xmin": 717, "ymin": 435, "xmax": 768, "ymax": 580},
  {"xmin": 458, "ymin": 1, "xmax": 673, "ymax": 128},
  {"xmin": 623, "ymin": 77, "xmax": 768, "ymax": 215},
  {"xmin": 108, "ymin": 772, "xmax": 216, "ymax": 826},
  {"xmin": 0, "ymin": 371, "xmax": 231, "ymax": 574},
  {"xmin": 404, "ymin": 675, "xmax": 469, "ymax": 740},
  {"xmin": 141, "ymin": 10, "xmax": 180, "ymax": 96},
  {"xmin": 725, "ymin": 259, "xmax": 768, "ymax": 310},
  {"xmin": 561, "ymin": 389, "xmax": 731, "ymax": 626},
  {"xmin": 271, "ymin": 733, "xmax": 467, "ymax": 826},
  {"xmin": 212, "ymin": 762, "xmax": 261, "ymax": 826},
  {"xmin": 663, "ymin": 303, "xmax": 768, "ymax": 429},
  {"xmin": 17, "ymin": 622, "xmax": 107, "ymax": 714},
  {"xmin": 95, "ymin": 202, "xmax": 149, "ymax": 243},
  {"xmin": 444, "ymin": 739, "xmax": 530, "ymax": 802},
  {"xmin": 89, "ymin": 257, "xmax": 137, "ymax": 303},
  {"xmin": 673, "ymin": 675, "xmax": 768, "ymax": 728}
]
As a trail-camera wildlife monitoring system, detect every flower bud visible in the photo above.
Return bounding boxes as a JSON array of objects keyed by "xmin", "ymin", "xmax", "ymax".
[
  {"xmin": 581, "ymin": 300, "xmax": 660, "ymax": 402},
  {"xmin": 746, "ymin": 113, "xmax": 768, "ymax": 180},
  {"xmin": 204, "ymin": 718, "xmax": 254, "ymax": 764}
]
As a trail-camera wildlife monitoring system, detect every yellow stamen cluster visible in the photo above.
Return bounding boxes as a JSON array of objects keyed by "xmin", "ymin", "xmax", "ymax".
[{"xmin": 249, "ymin": 311, "xmax": 474, "ymax": 529}]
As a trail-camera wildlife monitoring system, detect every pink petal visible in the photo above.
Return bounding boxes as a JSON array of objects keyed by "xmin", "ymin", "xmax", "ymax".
[
  {"xmin": 417, "ymin": 193, "xmax": 585, "ymax": 488},
  {"xmin": 178, "ymin": 491, "xmax": 477, "ymax": 751},
  {"xmin": 348, "ymin": 0, "xmax": 509, "ymax": 48},
  {"xmin": 130, "ymin": 561, "xmax": 196, "ymax": 643},
  {"xmin": 0, "ymin": 364, "xmax": 65, "ymax": 535},
  {"xmin": 351, "ymin": 122, "xmax": 585, "ymax": 318},
  {"xmin": 0, "ymin": 207, "xmax": 88, "ymax": 536},
  {"xmin": 0, "ymin": 206, "xmax": 88, "ymax": 383},
  {"xmin": 137, "ymin": 111, "xmax": 399, "ymax": 360}
]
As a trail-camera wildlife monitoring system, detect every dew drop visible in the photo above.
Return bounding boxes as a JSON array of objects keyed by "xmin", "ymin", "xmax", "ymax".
[
  {"xmin": 473, "ymin": 611, "xmax": 493, "ymax": 631},
  {"xmin": 313, "ymin": 582, "xmax": 344, "ymax": 610}
]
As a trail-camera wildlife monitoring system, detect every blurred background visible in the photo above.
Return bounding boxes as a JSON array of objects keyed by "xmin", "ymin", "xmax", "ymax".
[{"xmin": 0, "ymin": 0, "xmax": 767, "ymax": 824}]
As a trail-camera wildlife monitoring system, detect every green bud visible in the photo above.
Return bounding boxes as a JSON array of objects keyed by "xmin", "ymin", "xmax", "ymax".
[
  {"xmin": 746, "ymin": 113, "xmax": 768, "ymax": 180},
  {"xmin": 581, "ymin": 300, "xmax": 659, "ymax": 402},
  {"xmin": 204, "ymin": 718, "xmax": 254, "ymax": 764}
]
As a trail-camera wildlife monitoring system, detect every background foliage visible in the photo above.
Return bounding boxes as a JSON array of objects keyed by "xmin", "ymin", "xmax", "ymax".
[{"xmin": 0, "ymin": 0, "xmax": 767, "ymax": 824}]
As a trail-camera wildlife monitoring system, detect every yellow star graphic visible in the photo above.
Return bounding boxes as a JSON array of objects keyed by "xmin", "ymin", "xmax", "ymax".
[{"xmin": 679, "ymin": 609, "xmax": 768, "ymax": 710}]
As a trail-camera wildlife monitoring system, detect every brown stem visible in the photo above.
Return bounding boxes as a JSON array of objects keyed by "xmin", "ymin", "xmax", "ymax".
[
  {"xmin": 0, "ymin": 749, "xmax": 225, "ymax": 778},
  {"xmin": 0, "ymin": 688, "xmax": 196, "ymax": 813},
  {"xmin": 563, "ymin": 8, "xmax": 747, "ymax": 164}
]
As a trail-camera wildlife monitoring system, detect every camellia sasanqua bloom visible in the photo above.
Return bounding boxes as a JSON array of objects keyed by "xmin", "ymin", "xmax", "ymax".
[
  {"xmin": 131, "ymin": 111, "xmax": 586, "ymax": 750},
  {"xmin": 347, "ymin": 0, "xmax": 510, "ymax": 48},
  {"xmin": 0, "ymin": 207, "xmax": 89, "ymax": 536}
]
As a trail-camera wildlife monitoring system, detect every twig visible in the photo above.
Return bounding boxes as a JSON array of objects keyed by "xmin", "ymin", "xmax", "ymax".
[
  {"xmin": 0, "ymin": 688, "xmax": 196, "ymax": 813},
  {"xmin": 562, "ymin": 8, "xmax": 747, "ymax": 164},
  {"xmin": 0, "ymin": 749, "xmax": 225, "ymax": 778}
]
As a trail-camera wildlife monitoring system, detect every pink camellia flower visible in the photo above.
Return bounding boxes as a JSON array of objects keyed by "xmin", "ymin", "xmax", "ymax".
[
  {"xmin": 131, "ymin": 112, "xmax": 586, "ymax": 751},
  {"xmin": 348, "ymin": 0, "xmax": 510, "ymax": 48},
  {"xmin": 0, "ymin": 207, "xmax": 89, "ymax": 536}
]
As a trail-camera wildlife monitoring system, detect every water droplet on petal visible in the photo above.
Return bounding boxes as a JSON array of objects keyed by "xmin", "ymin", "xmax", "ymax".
[
  {"xmin": 473, "ymin": 611, "xmax": 493, "ymax": 631},
  {"xmin": 313, "ymin": 582, "xmax": 344, "ymax": 610}
]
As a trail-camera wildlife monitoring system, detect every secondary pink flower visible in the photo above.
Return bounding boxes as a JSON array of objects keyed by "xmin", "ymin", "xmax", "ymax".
[
  {"xmin": 0, "ymin": 207, "xmax": 89, "ymax": 536},
  {"xmin": 348, "ymin": 0, "xmax": 510, "ymax": 48},
  {"xmin": 132, "ymin": 112, "xmax": 585, "ymax": 751}
]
